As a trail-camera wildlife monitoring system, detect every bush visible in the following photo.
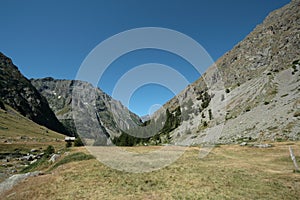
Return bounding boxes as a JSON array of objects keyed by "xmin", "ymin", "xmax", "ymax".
[
  {"xmin": 66, "ymin": 141, "xmax": 72, "ymax": 148},
  {"xmin": 45, "ymin": 145, "xmax": 55, "ymax": 157},
  {"xmin": 225, "ymin": 88, "xmax": 230, "ymax": 93},
  {"xmin": 74, "ymin": 137, "xmax": 84, "ymax": 147},
  {"xmin": 201, "ymin": 92, "xmax": 211, "ymax": 109}
]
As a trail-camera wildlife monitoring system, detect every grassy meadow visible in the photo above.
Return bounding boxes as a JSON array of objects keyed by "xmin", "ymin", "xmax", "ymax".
[{"xmin": 1, "ymin": 142, "xmax": 300, "ymax": 200}]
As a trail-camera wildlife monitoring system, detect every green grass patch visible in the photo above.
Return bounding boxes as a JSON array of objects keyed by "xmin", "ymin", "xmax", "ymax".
[
  {"xmin": 20, "ymin": 157, "xmax": 48, "ymax": 173},
  {"xmin": 50, "ymin": 152, "xmax": 95, "ymax": 170}
]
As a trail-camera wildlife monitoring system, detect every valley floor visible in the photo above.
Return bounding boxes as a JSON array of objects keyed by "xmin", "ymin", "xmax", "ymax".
[{"xmin": 1, "ymin": 142, "xmax": 300, "ymax": 200}]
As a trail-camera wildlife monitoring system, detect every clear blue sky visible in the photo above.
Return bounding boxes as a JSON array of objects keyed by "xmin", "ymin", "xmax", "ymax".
[{"xmin": 0, "ymin": 0, "xmax": 290, "ymax": 116}]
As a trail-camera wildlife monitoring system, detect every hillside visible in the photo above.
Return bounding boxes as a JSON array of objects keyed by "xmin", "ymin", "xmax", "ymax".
[
  {"xmin": 31, "ymin": 78, "xmax": 143, "ymax": 145},
  {"xmin": 0, "ymin": 53, "xmax": 69, "ymax": 135},
  {"xmin": 148, "ymin": 0, "xmax": 300, "ymax": 145},
  {"xmin": 0, "ymin": 103, "xmax": 65, "ymax": 182}
]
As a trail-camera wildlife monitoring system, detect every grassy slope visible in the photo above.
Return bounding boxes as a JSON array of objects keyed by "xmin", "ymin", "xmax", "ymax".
[
  {"xmin": 0, "ymin": 105, "xmax": 65, "ymax": 153},
  {"xmin": 2, "ymin": 142, "xmax": 300, "ymax": 200}
]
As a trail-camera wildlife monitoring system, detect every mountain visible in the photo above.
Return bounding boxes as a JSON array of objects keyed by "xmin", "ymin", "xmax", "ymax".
[
  {"xmin": 31, "ymin": 78, "xmax": 143, "ymax": 145},
  {"xmin": 2, "ymin": 1, "xmax": 299, "ymax": 146},
  {"xmin": 149, "ymin": 0, "xmax": 300, "ymax": 145},
  {"xmin": 0, "ymin": 53, "xmax": 70, "ymax": 135}
]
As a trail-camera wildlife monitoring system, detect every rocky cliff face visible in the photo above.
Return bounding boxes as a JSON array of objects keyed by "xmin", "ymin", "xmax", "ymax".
[
  {"xmin": 31, "ymin": 78, "xmax": 142, "ymax": 145},
  {"xmin": 152, "ymin": 0, "xmax": 300, "ymax": 144},
  {"xmin": 0, "ymin": 53, "xmax": 69, "ymax": 135}
]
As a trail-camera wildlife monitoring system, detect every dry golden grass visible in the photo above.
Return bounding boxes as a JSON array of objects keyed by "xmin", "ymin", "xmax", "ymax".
[
  {"xmin": 2, "ymin": 142, "xmax": 300, "ymax": 200},
  {"xmin": 0, "ymin": 106, "xmax": 64, "ymax": 143},
  {"xmin": 0, "ymin": 106, "xmax": 65, "ymax": 154}
]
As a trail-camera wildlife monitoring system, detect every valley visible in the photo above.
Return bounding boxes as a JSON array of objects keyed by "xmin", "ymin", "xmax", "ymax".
[{"xmin": 0, "ymin": 0, "xmax": 299, "ymax": 199}]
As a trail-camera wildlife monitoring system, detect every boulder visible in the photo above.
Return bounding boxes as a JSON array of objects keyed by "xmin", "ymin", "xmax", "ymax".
[
  {"xmin": 240, "ymin": 142, "xmax": 247, "ymax": 146},
  {"xmin": 48, "ymin": 154, "xmax": 60, "ymax": 163}
]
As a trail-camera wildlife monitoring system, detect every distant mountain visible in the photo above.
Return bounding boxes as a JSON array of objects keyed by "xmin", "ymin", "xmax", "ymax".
[
  {"xmin": 31, "ymin": 78, "xmax": 143, "ymax": 145},
  {"xmin": 0, "ymin": 53, "xmax": 70, "ymax": 135},
  {"xmin": 149, "ymin": 0, "xmax": 300, "ymax": 144},
  {"xmin": 140, "ymin": 115, "xmax": 150, "ymax": 122}
]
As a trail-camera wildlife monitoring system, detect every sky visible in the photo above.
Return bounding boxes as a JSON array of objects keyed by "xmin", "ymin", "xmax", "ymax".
[{"xmin": 0, "ymin": 0, "xmax": 290, "ymax": 116}]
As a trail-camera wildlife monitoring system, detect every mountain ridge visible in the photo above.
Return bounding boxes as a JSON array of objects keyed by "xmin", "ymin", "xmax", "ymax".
[
  {"xmin": 0, "ymin": 53, "xmax": 70, "ymax": 135},
  {"xmin": 31, "ymin": 77, "xmax": 143, "ymax": 145},
  {"xmin": 150, "ymin": 0, "xmax": 300, "ymax": 145}
]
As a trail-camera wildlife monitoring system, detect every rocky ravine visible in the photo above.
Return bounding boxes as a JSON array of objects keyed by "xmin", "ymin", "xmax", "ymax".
[
  {"xmin": 0, "ymin": 53, "xmax": 70, "ymax": 135},
  {"xmin": 152, "ymin": 0, "xmax": 300, "ymax": 145}
]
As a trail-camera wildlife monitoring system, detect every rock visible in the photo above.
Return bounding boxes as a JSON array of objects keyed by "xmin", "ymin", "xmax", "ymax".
[
  {"xmin": 240, "ymin": 142, "xmax": 247, "ymax": 146},
  {"xmin": 253, "ymin": 144, "xmax": 272, "ymax": 148},
  {"xmin": 30, "ymin": 149, "xmax": 38, "ymax": 153},
  {"xmin": 0, "ymin": 171, "xmax": 41, "ymax": 194},
  {"xmin": 30, "ymin": 159, "xmax": 37, "ymax": 165},
  {"xmin": 20, "ymin": 155, "xmax": 34, "ymax": 161},
  {"xmin": 48, "ymin": 154, "xmax": 60, "ymax": 163}
]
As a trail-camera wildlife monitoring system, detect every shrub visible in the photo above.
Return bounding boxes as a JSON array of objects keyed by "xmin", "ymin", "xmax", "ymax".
[
  {"xmin": 74, "ymin": 137, "xmax": 84, "ymax": 147},
  {"xmin": 45, "ymin": 145, "xmax": 55, "ymax": 157},
  {"xmin": 225, "ymin": 88, "xmax": 230, "ymax": 93},
  {"xmin": 66, "ymin": 141, "xmax": 72, "ymax": 148},
  {"xmin": 201, "ymin": 92, "xmax": 211, "ymax": 109}
]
